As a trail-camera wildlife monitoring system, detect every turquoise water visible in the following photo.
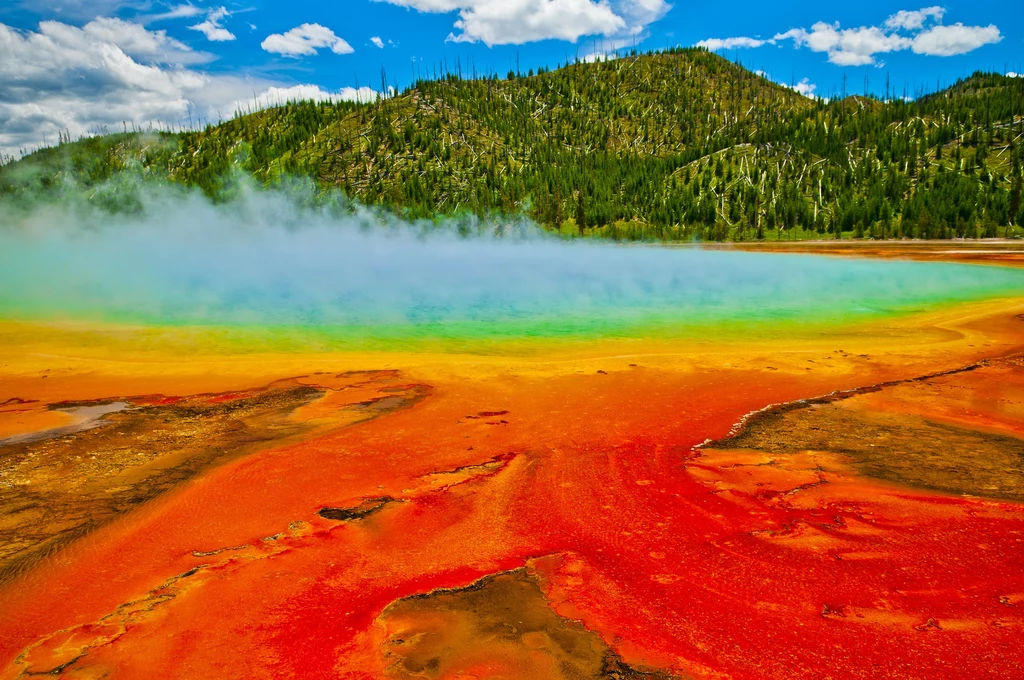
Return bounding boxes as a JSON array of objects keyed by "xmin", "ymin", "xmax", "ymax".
[{"xmin": 2, "ymin": 191, "xmax": 1023, "ymax": 347}]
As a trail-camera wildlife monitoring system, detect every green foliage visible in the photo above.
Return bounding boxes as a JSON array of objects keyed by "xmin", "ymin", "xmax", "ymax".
[
  {"xmin": 0, "ymin": 132, "xmax": 179, "ymax": 211},
  {"xmin": 4, "ymin": 50, "xmax": 1024, "ymax": 241}
]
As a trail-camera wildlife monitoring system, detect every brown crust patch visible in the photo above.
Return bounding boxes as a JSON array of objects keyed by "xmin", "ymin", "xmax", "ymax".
[
  {"xmin": 703, "ymin": 355, "xmax": 1024, "ymax": 501},
  {"xmin": 378, "ymin": 565, "xmax": 678, "ymax": 679},
  {"xmin": 0, "ymin": 371, "xmax": 431, "ymax": 584}
]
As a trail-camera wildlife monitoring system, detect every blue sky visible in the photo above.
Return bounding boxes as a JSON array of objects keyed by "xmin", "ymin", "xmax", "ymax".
[{"xmin": 0, "ymin": 0, "xmax": 1020, "ymax": 156}]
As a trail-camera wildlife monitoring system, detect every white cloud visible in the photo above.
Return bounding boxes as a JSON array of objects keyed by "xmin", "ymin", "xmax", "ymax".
[
  {"xmin": 1008, "ymin": 72, "xmax": 1021, "ymax": 79},
  {"xmin": 775, "ymin": 23, "xmax": 910, "ymax": 66},
  {"xmin": 189, "ymin": 6, "xmax": 235, "ymax": 42},
  {"xmin": 581, "ymin": 50, "xmax": 619, "ymax": 63},
  {"xmin": 617, "ymin": 0, "xmax": 670, "ymax": 36},
  {"xmin": 229, "ymin": 85, "xmax": 383, "ymax": 115},
  {"xmin": 371, "ymin": 35, "xmax": 385, "ymax": 48},
  {"xmin": 911, "ymin": 23, "xmax": 1001, "ymax": 56},
  {"xmin": 147, "ymin": 4, "xmax": 205, "ymax": 22},
  {"xmin": 772, "ymin": 9, "xmax": 1001, "ymax": 66},
  {"xmin": 261, "ymin": 23, "xmax": 353, "ymax": 56},
  {"xmin": 789, "ymin": 77, "xmax": 817, "ymax": 97},
  {"xmin": 377, "ymin": 0, "xmax": 668, "ymax": 46},
  {"xmin": 753, "ymin": 70, "xmax": 818, "ymax": 99},
  {"xmin": 449, "ymin": 0, "xmax": 623, "ymax": 45},
  {"xmin": 884, "ymin": 6, "xmax": 944, "ymax": 31},
  {"xmin": 75, "ymin": 16, "xmax": 207, "ymax": 63},
  {"xmin": 695, "ymin": 36, "xmax": 766, "ymax": 51},
  {"xmin": 0, "ymin": 19, "xmax": 372, "ymax": 158}
]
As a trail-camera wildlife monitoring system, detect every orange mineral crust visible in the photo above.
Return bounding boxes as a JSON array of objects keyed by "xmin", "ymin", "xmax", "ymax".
[
  {"xmin": 1, "ymin": 303, "xmax": 1023, "ymax": 679},
  {"xmin": 719, "ymin": 240, "xmax": 1024, "ymax": 268}
]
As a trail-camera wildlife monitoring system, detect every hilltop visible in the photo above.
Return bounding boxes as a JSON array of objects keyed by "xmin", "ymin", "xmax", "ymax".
[{"xmin": 2, "ymin": 49, "xmax": 1023, "ymax": 241}]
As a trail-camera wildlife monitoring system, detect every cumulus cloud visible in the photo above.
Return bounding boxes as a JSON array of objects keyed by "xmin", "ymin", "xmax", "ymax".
[
  {"xmin": 789, "ymin": 77, "xmax": 817, "ymax": 97},
  {"xmin": 370, "ymin": 35, "xmax": 385, "ymax": 48},
  {"xmin": 0, "ymin": 19, "xmax": 376, "ymax": 158},
  {"xmin": 773, "ymin": 7, "xmax": 1001, "ymax": 66},
  {"xmin": 698, "ymin": 8, "xmax": 1002, "ymax": 67},
  {"xmin": 884, "ymin": 6, "xmax": 944, "ymax": 31},
  {"xmin": 449, "ymin": 0, "xmax": 623, "ymax": 45},
  {"xmin": 261, "ymin": 23, "xmax": 354, "ymax": 56},
  {"xmin": 753, "ymin": 70, "xmax": 818, "ymax": 99},
  {"xmin": 0, "ymin": 19, "xmax": 209, "ymax": 155},
  {"xmin": 189, "ymin": 7, "xmax": 235, "ymax": 42},
  {"xmin": 695, "ymin": 36, "xmax": 766, "ymax": 51},
  {"xmin": 1008, "ymin": 72, "xmax": 1022, "ymax": 79},
  {"xmin": 911, "ymin": 23, "xmax": 1001, "ymax": 56},
  {"xmin": 377, "ymin": 0, "xmax": 668, "ymax": 46},
  {"xmin": 229, "ymin": 85, "xmax": 384, "ymax": 114},
  {"xmin": 581, "ymin": 50, "xmax": 619, "ymax": 63},
  {"xmin": 774, "ymin": 23, "xmax": 912, "ymax": 66},
  {"xmin": 616, "ymin": 0, "xmax": 670, "ymax": 36},
  {"xmin": 74, "ymin": 16, "xmax": 208, "ymax": 63}
]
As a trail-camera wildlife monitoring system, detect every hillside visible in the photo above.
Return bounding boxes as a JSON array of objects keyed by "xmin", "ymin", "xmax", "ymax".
[{"xmin": 2, "ymin": 48, "xmax": 1023, "ymax": 241}]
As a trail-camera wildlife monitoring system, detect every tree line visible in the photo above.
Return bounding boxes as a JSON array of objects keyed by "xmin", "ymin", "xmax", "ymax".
[{"xmin": 3, "ymin": 49, "xmax": 1022, "ymax": 241}]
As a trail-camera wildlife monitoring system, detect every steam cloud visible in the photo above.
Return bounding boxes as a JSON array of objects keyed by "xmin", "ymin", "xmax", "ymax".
[{"xmin": 1, "ymin": 184, "xmax": 1022, "ymax": 343}]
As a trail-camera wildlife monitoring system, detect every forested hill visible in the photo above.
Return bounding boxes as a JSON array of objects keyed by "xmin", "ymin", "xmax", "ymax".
[{"xmin": 3, "ymin": 48, "xmax": 1024, "ymax": 241}]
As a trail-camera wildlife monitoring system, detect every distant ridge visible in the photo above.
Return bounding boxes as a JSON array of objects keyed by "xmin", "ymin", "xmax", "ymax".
[{"xmin": 2, "ymin": 49, "xmax": 1022, "ymax": 242}]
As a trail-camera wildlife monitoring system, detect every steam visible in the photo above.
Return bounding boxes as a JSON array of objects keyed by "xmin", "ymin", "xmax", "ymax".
[{"xmin": 2, "ymin": 183, "xmax": 1022, "ymax": 345}]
